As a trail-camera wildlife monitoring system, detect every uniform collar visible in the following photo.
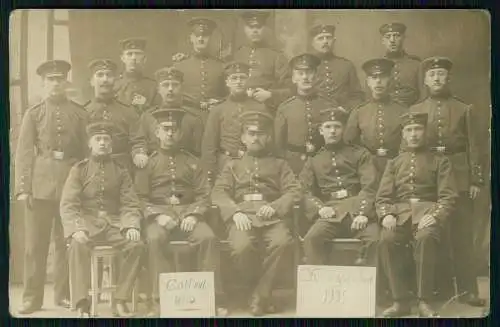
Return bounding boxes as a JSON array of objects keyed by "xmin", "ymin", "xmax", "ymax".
[
  {"xmin": 429, "ymin": 90, "xmax": 452, "ymax": 100},
  {"xmin": 312, "ymin": 50, "xmax": 334, "ymax": 60},
  {"xmin": 94, "ymin": 95, "xmax": 115, "ymax": 104},
  {"xmin": 229, "ymin": 93, "xmax": 248, "ymax": 102},
  {"xmin": 244, "ymin": 149, "xmax": 271, "ymax": 158},
  {"xmin": 296, "ymin": 90, "xmax": 318, "ymax": 101},
  {"xmin": 400, "ymin": 143, "xmax": 427, "ymax": 153},
  {"xmin": 385, "ymin": 50, "xmax": 406, "ymax": 59},
  {"xmin": 324, "ymin": 141, "xmax": 345, "ymax": 151},
  {"xmin": 161, "ymin": 99, "xmax": 183, "ymax": 108},
  {"xmin": 371, "ymin": 94, "xmax": 391, "ymax": 104},
  {"xmin": 122, "ymin": 70, "xmax": 144, "ymax": 79},
  {"xmin": 159, "ymin": 147, "xmax": 180, "ymax": 156},
  {"xmin": 192, "ymin": 50, "xmax": 210, "ymax": 59},
  {"xmin": 90, "ymin": 154, "xmax": 112, "ymax": 163},
  {"xmin": 246, "ymin": 39, "xmax": 268, "ymax": 49},
  {"xmin": 45, "ymin": 95, "xmax": 68, "ymax": 105}
]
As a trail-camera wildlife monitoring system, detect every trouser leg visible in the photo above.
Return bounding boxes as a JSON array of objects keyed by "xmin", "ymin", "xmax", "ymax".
[
  {"xmin": 354, "ymin": 222, "xmax": 380, "ymax": 266},
  {"xmin": 303, "ymin": 219, "xmax": 342, "ymax": 265},
  {"xmin": 413, "ymin": 224, "xmax": 441, "ymax": 302},
  {"xmin": 51, "ymin": 204, "xmax": 70, "ymax": 303},
  {"xmin": 227, "ymin": 223, "xmax": 259, "ymax": 290},
  {"xmin": 144, "ymin": 222, "xmax": 170, "ymax": 301},
  {"xmin": 68, "ymin": 238, "xmax": 92, "ymax": 306}
]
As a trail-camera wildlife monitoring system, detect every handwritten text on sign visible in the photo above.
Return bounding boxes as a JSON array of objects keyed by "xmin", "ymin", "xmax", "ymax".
[
  {"xmin": 296, "ymin": 265, "xmax": 376, "ymax": 318},
  {"xmin": 159, "ymin": 272, "xmax": 215, "ymax": 318}
]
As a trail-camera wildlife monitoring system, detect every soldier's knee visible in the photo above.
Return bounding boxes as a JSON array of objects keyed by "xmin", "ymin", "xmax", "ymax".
[
  {"xmin": 145, "ymin": 226, "xmax": 166, "ymax": 245},
  {"xmin": 414, "ymin": 226, "xmax": 438, "ymax": 243},
  {"xmin": 230, "ymin": 236, "xmax": 253, "ymax": 257},
  {"xmin": 269, "ymin": 230, "xmax": 293, "ymax": 250},
  {"xmin": 379, "ymin": 229, "xmax": 398, "ymax": 245}
]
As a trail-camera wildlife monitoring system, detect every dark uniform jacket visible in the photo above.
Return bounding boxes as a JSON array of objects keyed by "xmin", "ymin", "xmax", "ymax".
[
  {"xmin": 410, "ymin": 93, "xmax": 484, "ymax": 191},
  {"xmin": 384, "ymin": 51, "xmax": 421, "ymax": 107},
  {"xmin": 202, "ymin": 94, "xmax": 271, "ymax": 179},
  {"xmin": 114, "ymin": 71, "xmax": 159, "ymax": 113},
  {"xmin": 14, "ymin": 98, "xmax": 88, "ymax": 200},
  {"xmin": 60, "ymin": 156, "xmax": 142, "ymax": 238},
  {"xmin": 211, "ymin": 152, "xmax": 302, "ymax": 227},
  {"xmin": 299, "ymin": 144, "xmax": 379, "ymax": 222},
  {"xmin": 312, "ymin": 51, "xmax": 365, "ymax": 111},
  {"xmin": 135, "ymin": 149, "xmax": 210, "ymax": 222},
  {"xmin": 376, "ymin": 148, "xmax": 458, "ymax": 226},
  {"xmin": 232, "ymin": 41, "xmax": 292, "ymax": 109}
]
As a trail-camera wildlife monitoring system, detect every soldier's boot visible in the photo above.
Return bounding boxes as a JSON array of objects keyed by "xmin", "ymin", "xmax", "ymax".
[
  {"xmin": 418, "ymin": 301, "xmax": 438, "ymax": 317},
  {"xmin": 381, "ymin": 302, "xmax": 411, "ymax": 317},
  {"xmin": 459, "ymin": 293, "xmax": 486, "ymax": 307},
  {"xmin": 114, "ymin": 301, "xmax": 134, "ymax": 318},
  {"xmin": 75, "ymin": 299, "xmax": 91, "ymax": 318}
]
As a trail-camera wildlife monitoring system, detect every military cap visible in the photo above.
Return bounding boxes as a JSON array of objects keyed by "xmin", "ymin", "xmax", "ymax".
[
  {"xmin": 151, "ymin": 108, "xmax": 186, "ymax": 127},
  {"xmin": 224, "ymin": 61, "xmax": 250, "ymax": 76},
  {"xmin": 379, "ymin": 22, "xmax": 407, "ymax": 35},
  {"xmin": 239, "ymin": 111, "xmax": 274, "ymax": 132},
  {"xmin": 36, "ymin": 60, "xmax": 71, "ymax": 78},
  {"xmin": 86, "ymin": 121, "xmax": 115, "ymax": 137},
  {"xmin": 362, "ymin": 58, "xmax": 395, "ymax": 76},
  {"xmin": 155, "ymin": 67, "xmax": 184, "ymax": 83},
  {"xmin": 240, "ymin": 10, "xmax": 270, "ymax": 26},
  {"xmin": 119, "ymin": 37, "xmax": 147, "ymax": 51},
  {"xmin": 289, "ymin": 53, "xmax": 321, "ymax": 70},
  {"xmin": 400, "ymin": 112, "xmax": 428, "ymax": 127},
  {"xmin": 319, "ymin": 107, "xmax": 349, "ymax": 125},
  {"xmin": 421, "ymin": 56, "xmax": 453, "ymax": 72},
  {"xmin": 88, "ymin": 59, "xmax": 118, "ymax": 74},
  {"xmin": 188, "ymin": 17, "xmax": 217, "ymax": 36},
  {"xmin": 310, "ymin": 24, "xmax": 336, "ymax": 37}
]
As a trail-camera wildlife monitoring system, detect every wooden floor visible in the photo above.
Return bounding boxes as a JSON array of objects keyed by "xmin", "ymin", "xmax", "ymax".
[{"xmin": 9, "ymin": 277, "xmax": 490, "ymax": 318}]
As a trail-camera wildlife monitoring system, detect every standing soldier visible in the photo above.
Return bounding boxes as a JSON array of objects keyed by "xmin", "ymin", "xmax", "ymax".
[
  {"xmin": 60, "ymin": 121, "xmax": 144, "ymax": 318},
  {"xmin": 300, "ymin": 107, "xmax": 379, "ymax": 266},
  {"xmin": 135, "ymin": 108, "xmax": 227, "ymax": 317},
  {"xmin": 232, "ymin": 10, "xmax": 292, "ymax": 112},
  {"xmin": 379, "ymin": 23, "xmax": 422, "ymax": 107},
  {"xmin": 211, "ymin": 111, "xmax": 301, "ymax": 316},
  {"xmin": 344, "ymin": 58, "xmax": 406, "ymax": 174},
  {"xmin": 377, "ymin": 112, "xmax": 458, "ymax": 317},
  {"xmin": 410, "ymin": 57, "xmax": 486, "ymax": 307},
  {"xmin": 309, "ymin": 24, "xmax": 365, "ymax": 111},
  {"xmin": 275, "ymin": 53, "xmax": 339, "ymax": 175},
  {"xmin": 84, "ymin": 59, "xmax": 147, "ymax": 171},
  {"xmin": 14, "ymin": 60, "xmax": 87, "ymax": 314},
  {"xmin": 114, "ymin": 37, "xmax": 159, "ymax": 114},
  {"xmin": 135, "ymin": 67, "xmax": 204, "ymax": 158},
  {"xmin": 173, "ymin": 17, "xmax": 227, "ymax": 123},
  {"xmin": 202, "ymin": 62, "xmax": 271, "ymax": 185}
]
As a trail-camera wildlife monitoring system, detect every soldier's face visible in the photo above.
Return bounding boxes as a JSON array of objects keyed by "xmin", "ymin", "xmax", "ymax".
[
  {"xmin": 190, "ymin": 33, "xmax": 210, "ymax": 53},
  {"xmin": 241, "ymin": 128, "xmax": 270, "ymax": 152},
  {"xmin": 42, "ymin": 75, "xmax": 67, "ymax": 98},
  {"xmin": 366, "ymin": 74, "xmax": 391, "ymax": 97},
  {"xmin": 121, "ymin": 49, "xmax": 146, "ymax": 72},
  {"xmin": 319, "ymin": 121, "xmax": 344, "ymax": 144},
  {"xmin": 312, "ymin": 33, "xmax": 334, "ymax": 53},
  {"xmin": 292, "ymin": 68, "xmax": 316, "ymax": 92},
  {"xmin": 88, "ymin": 134, "xmax": 112, "ymax": 156},
  {"xmin": 91, "ymin": 69, "xmax": 116, "ymax": 95},
  {"xmin": 382, "ymin": 32, "xmax": 405, "ymax": 53},
  {"xmin": 158, "ymin": 80, "xmax": 182, "ymax": 103},
  {"xmin": 226, "ymin": 73, "xmax": 249, "ymax": 94},
  {"xmin": 156, "ymin": 124, "xmax": 181, "ymax": 149},
  {"xmin": 424, "ymin": 68, "xmax": 449, "ymax": 94},
  {"xmin": 402, "ymin": 124, "xmax": 426, "ymax": 148},
  {"xmin": 244, "ymin": 24, "xmax": 265, "ymax": 43}
]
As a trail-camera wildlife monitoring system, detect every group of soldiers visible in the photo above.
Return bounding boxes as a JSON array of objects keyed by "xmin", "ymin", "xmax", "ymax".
[{"xmin": 14, "ymin": 10, "xmax": 486, "ymax": 318}]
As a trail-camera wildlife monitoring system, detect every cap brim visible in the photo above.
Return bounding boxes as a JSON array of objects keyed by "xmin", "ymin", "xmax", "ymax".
[{"xmin": 44, "ymin": 72, "xmax": 66, "ymax": 78}]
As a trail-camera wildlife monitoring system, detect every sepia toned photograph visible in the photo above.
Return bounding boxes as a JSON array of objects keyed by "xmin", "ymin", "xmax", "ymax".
[{"xmin": 8, "ymin": 9, "xmax": 491, "ymax": 318}]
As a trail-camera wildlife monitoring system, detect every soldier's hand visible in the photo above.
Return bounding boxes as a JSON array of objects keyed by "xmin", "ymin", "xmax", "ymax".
[
  {"xmin": 318, "ymin": 206, "xmax": 335, "ymax": 219},
  {"xmin": 252, "ymin": 88, "xmax": 272, "ymax": 103},
  {"xmin": 17, "ymin": 193, "xmax": 33, "ymax": 210},
  {"xmin": 133, "ymin": 153, "xmax": 149, "ymax": 169},
  {"xmin": 469, "ymin": 186, "xmax": 481, "ymax": 200},
  {"xmin": 172, "ymin": 52, "xmax": 188, "ymax": 62},
  {"xmin": 233, "ymin": 212, "xmax": 252, "ymax": 231},
  {"xmin": 126, "ymin": 228, "xmax": 141, "ymax": 242},
  {"xmin": 382, "ymin": 215, "xmax": 397, "ymax": 231},
  {"xmin": 418, "ymin": 214, "xmax": 437, "ymax": 230},
  {"xmin": 72, "ymin": 230, "xmax": 89, "ymax": 243},
  {"xmin": 181, "ymin": 215, "xmax": 198, "ymax": 232},
  {"xmin": 157, "ymin": 215, "xmax": 177, "ymax": 230},
  {"xmin": 351, "ymin": 215, "xmax": 368, "ymax": 230},
  {"xmin": 257, "ymin": 205, "xmax": 276, "ymax": 220}
]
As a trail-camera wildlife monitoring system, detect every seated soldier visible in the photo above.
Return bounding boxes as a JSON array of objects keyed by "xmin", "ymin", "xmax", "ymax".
[
  {"xmin": 300, "ymin": 108, "xmax": 380, "ymax": 266},
  {"xmin": 211, "ymin": 111, "xmax": 302, "ymax": 316},
  {"xmin": 376, "ymin": 112, "xmax": 458, "ymax": 317},
  {"xmin": 60, "ymin": 121, "xmax": 144, "ymax": 318},
  {"xmin": 134, "ymin": 108, "xmax": 227, "ymax": 317}
]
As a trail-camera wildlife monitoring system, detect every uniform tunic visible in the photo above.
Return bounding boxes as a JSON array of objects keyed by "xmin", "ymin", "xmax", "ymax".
[
  {"xmin": 114, "ymin": 71, "xmax": 159, "ymax": 114},
  {"xmin": 232, "ymin": 42, "xmax": 292, "ymax": 110},
  {"xmin": 211, "ymin": 152, "xmax": 301, "ymax": 298},
  {"xmin": 60, "ymin": 156, "xmax": 144, "ymax": 305},
  {"xmin": 275, "ymin": 93, "xmax": 338, "ymax": 174},
  {"xmin": 376, "ymin": 148, "xmax": 457, "ymax": 301},
  {"xmin": 384, "ymin": 51, "xmax": 421, "ymax": 107},
  {"xmin": 201, "ymin": 94, "xmax": 271, "ymax": 182},
  {"xmin": 299, "ymin": 143, "xmax": 380, "ymax": 265},
  {"xmin": 344, "ymin": 97, "xmax": 406, "ymax": 173},
  {"xmin": 134, "ymin": 149, "xmax": 221, "ymax": 299},
  {"xmin": 312, "ymin": 52, "xmax": 366, "ymax": 111},
  {"xmin": 14, "ymin": 97, "xmax": 87, "ymax": 307}
]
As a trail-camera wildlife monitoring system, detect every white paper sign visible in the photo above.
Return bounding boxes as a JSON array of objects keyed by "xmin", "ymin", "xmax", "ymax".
[
  {"xmin": 159, "ymin": 272, "xmax": 215, "ymax": 318},
  {"xmin": 296, "ymin": 265, "xmax": 376, "ymax": 318}
]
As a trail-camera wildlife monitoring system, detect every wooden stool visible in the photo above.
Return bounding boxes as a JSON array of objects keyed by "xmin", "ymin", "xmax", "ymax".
[{"xmin": 89, "ymin": 245, "xmax": 139, "ymax": 317}]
